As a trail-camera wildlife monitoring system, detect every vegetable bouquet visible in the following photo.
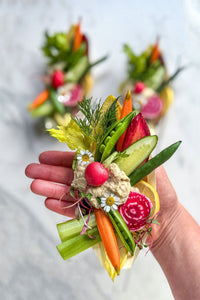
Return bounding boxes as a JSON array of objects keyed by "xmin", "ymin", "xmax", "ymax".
[
  {"xmin": 119, "ymin": 40, "xmax": 184, "ymax": 124},
  {"xmin": 29, "ymin": 22, "xmax": 107, "ymax": 129},
  {"xmin": 48, "ymin": 92, "xmax": 181, "ymax": 280}
]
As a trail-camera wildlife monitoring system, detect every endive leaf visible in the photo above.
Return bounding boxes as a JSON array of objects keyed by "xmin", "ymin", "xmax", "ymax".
[{"xmin": 48, "ymin": 118, "xmax": 92, "ymax": 151}]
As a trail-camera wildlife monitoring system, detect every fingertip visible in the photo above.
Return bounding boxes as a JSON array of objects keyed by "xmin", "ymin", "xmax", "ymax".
[
  {"xmin": 44, "ymin": 197, "xmax": 50, "ymax": 208},
  {"xmin": 25, "ymin": 164, "xmax": 31, "ymax": 177},
  {"xmin": 25, "ymin": 163, "xmax": 37, "ymax": 178},
  {"xmin": 39, "ymin": 151, "xmax": 48, "ymax": 163},
  {"xmin": 30, "ymin": 179, "xmax": 36, "ymax": 193},
  {"xmin": 30, "ymin": 179, "xmax": 42, "ymax": 194},
  {"xmin": 45, "ymin": 198, "xmax": 75, "ymax": 218}
]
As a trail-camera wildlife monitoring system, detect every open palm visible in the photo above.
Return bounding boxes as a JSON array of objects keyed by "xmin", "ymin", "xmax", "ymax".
[{"xmin": 25, "ymin": 150, "xmax": 179, "ymax": 242}]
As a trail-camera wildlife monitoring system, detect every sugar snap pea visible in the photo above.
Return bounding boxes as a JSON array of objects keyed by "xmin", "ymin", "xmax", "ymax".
[
  {"xmin": 129, "ymin": 141, "xmax": 182, "ymax": 186},
  {"xmin": 49, "ymin": 89, "xmax": 66, "ymax": 115},
  {"xmin": 103, "ymin": 151, "xmax": 118, "ymax": 168},
  {"xmin": 101, "ymin": 111, "xmax": 137, "ymax": 162},
  {"xmin": 95, "ymin": 111, "xmax": 136, "ymax": 162},
  {"xmin": 108, "ymin": 209, "xmax": 135, "ymax": 255}
]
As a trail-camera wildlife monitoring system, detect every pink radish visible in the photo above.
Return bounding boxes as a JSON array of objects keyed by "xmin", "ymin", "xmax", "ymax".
[
  {"xmin": 133, "ymin": 81, "xmax": 146, "ymax": 94},
  {"xmin": 85, "ymin": 162, "xmax": 109, "ymax": 186},
  {"xmin": 52, "ymin": 70, "xmax": 65, "ymax": 89},
  {"xmin": 119, "ymin": 191, "xmax": 153, "ymax": 231},
  {"xmin": 141, "ymin": 95, "xmax": 164, "ymax": 120}
]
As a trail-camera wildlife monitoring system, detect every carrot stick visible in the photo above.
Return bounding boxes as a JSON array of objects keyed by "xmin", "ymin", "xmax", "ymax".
[
  {"xmin": 94, "ymin": 208, "xmax": 120, "ymax": 274},
  {"xmin": 149, "ymin": 39, "xmax": 160, "ymax": 65},
  {"xmin": 116, "ymin": 90, "xmax": 133, "ymax": 151},
  {"xmin": 73, "ymin": 22, "xmax": 83, "ymax": 52},
  {"xmin": 29, "ymin": 90, "xmax": 49, "ymax": 111}
]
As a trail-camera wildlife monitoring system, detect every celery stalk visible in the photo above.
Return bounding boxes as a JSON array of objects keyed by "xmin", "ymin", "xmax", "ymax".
[
  {"xmin": 57, "ymin": 213, "xmax": 97, "ymax": 242},
  {"xmin": 57, "ymin": 227, "xmax": 101, "ymax": 260}
]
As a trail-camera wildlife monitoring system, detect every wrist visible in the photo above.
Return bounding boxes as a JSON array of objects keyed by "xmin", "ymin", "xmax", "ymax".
[{"xmin": 150, "ymin": 201, "xmax": 183, "ymax": 253}]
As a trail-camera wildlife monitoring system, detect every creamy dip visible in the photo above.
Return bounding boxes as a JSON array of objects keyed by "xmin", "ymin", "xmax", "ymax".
[
  {"xmin": 72, "ymin": 162, "xmax": 132, "ymax": 208},
  {"xmin": 132, "ymin": 87, "xmax": 155, "ymax": 109}
]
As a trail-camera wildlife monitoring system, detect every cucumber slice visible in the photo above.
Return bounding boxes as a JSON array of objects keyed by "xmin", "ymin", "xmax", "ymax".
[
  {"xmin": 114, "ymin": 135, "xmax": 158, "ymax": 176},
  {"xmin": 66, "ymin": 56, "xmax": 88, "ymax": 83}
]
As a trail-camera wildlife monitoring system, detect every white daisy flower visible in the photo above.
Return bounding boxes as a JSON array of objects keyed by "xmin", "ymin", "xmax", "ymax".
[
  {"xmin": 76, "ymin": 150, "xmax": 94, "ymax": 166},
  {"xmin": 100, "ymin": 193, "xmax": 121, "ymax": 213},
  {"xmin": 57, "ymin": 84, "xmax": 75, "ymax": 104}
]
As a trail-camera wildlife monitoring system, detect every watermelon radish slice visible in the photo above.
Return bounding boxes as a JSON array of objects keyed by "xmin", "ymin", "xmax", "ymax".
[
  {"xmin": 141, "ymin": 95, "xmax": 164, "ymax": 120},
  {"xmin": 122, "ymin": 113, "xmax": 150, "ymax": 151},
  {"xmin": 118, "ymin": 191, "xmax": 152, "ymax": 231},
  {"xmin": 63, "ymin": 84, "xmax": 83, "ymax": 107}
]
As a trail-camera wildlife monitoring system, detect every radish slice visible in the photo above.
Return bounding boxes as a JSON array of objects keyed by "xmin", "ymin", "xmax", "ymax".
[
  {"xmin": 63, "ymin": 84, "xmax": 83, "ymax": 107},
  {"xmin": 118, "ymin": 191, "xmax": 152, "ymax": 231},
  {"xmin": 141, "ymin": 95, "xmax": 164, "ymax": 120}
]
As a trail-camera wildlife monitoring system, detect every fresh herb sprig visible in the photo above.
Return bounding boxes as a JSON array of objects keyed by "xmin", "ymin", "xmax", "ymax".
[
  {"xmin": 72, "ymin": 98, "xmax": 101, "ymax": 139},
  {"xmin": 72, "ymin": 98, "xmax": 117, "ymax": 143}
]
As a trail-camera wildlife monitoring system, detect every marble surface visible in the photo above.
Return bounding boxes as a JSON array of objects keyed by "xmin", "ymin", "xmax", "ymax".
[{"xmin": 0, "ymin": 0, "xmax": 200, "ymax": 299}]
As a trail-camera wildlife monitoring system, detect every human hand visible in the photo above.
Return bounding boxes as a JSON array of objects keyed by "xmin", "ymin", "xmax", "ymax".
[
  {"xmin": 25, "ymin": 151, "xmax": 76, "ymax": 218},
  {"xmin": 151, "ymin": 166, "xmax": 181, "ymax": 248},
  {"xmin": 25, "ymin": 150, "xmax": 181, "ymax": 246}
]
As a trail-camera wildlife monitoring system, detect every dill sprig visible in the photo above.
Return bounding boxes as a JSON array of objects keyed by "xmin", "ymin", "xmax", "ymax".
[{"xmin": 72, "ymin": 97, "xmax": 118, "ymax": 142}]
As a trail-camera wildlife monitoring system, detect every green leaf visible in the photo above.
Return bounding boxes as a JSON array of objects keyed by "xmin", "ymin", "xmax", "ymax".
[
  {"xmin": 86, "ymin": 193, "xmax": 92, "ymax": 200},
  {"xmin": 70, "ymin": 187, "xmax": 75, "ymax": 198},
  {"xmin": 48, "ymin": 118, "xmax": 92, "ymax": 151},
  {"xmin": 80, "ymin": 192, "xmax": 86, "ymax": 198},
  {"xmin": 147, "ymin": 227, "xmax": 152, "ymax": 235},
  {"xmin": 124, "ymin": 43, "xmax": 152, "ymax": 81},
  {"xmin": 148, "ymin": 207, "xmax": 154, "ymax": 218},
  {"xmin": 41, "ymin": 31, "xmax": 70, "ymax": 66},
  {"xmin": 151, "ymin": 219, "xmax": 160, "ymax": 225},
  {"xmin": 123, "ymin": 43, "xmax": 167, "ymax": 89}
]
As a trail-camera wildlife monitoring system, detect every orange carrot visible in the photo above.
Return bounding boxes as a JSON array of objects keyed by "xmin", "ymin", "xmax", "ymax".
[
  {"xmin": 116, "ymin": 90, "xmax": 133, "ymax": 151},
  {"xmin": 29, "ymin": 90, "xmax": 49, "ymax": 111},
  {"xmin": 94, "ymin": 208, "xmax": 120, "ymax": 274},
  {"xmin": 73, "ymin": 22, "xmax": 83, "ymax": 52},
  {"xmin": 150, "ymin": 40, "xmax": 160, "ymax": 65}
]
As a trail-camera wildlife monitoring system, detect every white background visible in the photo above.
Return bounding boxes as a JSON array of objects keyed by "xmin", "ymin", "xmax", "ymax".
[{"xmin": 0, "ymin": 0, "xmax": 200, "ymax": 299}]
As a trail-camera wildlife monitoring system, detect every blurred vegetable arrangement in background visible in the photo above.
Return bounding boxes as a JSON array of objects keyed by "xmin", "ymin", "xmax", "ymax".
[
  {"xmin": 119, "ymin": 39, "xmax": 185, "ymax": 124},
  {"xmin": 28, "ymin": 22, "xmax": 107, "ymax": 129}
]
